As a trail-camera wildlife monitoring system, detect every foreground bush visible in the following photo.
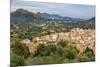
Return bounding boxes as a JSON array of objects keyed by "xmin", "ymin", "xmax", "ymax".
[
  {"xmin": 11, "ymin": 40, "xmax": 95, "ymax": 66},
  {"xmin": 10, "ymin": 54, "xmax": 24, "ymax": 66},
  {"xmin": 12, "ymin": 40, "xmax": 30, "ymax": 58},
  {"xmin": 11, "ymin": 40, "xmax": 30, "ymax": 66},
  {"xmin": 24, "ymin": 56, "xmax": 66, "ymax": 65},
  {"xmin": 63, "ymin": 46, "xmax": 77, "ymax": 59},
  {"xmin": 34, "ymin": 41, "xmax": 78, "ymax": 59},
  {"xmin": 78, "ymin": 47, "xmax": 95, "ymax": 62}
]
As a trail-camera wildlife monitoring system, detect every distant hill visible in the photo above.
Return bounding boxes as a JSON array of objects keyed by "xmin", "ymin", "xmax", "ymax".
[
  {"xmin": 11, "ymin": 8, "xmax": 95, "ymax": 29},
  {"xmin": 11, "ymin": 8, "xmax": 83, "ymax": 23},
  {"xmin": 77, "ymin": 17, "xmax": 95, "ymax": 29}
]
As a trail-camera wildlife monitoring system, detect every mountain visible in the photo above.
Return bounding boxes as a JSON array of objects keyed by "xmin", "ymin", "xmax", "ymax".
[
  {"xmin": 87, "ymin": 17, "xmax": 95, "ymax": 22},
  {"xmin": 11, "ymin": 9, "xmax": 35, "ymax": 22},
  {"xmin": 11, "ymin": 8, "xmax": 83, "ymax": 23},
  {"xmin": 76, "ymin": 17, "xmax": 95, "ymax": 29}
]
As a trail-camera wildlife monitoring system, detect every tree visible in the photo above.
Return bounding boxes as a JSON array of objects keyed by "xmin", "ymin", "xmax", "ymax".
[
  {"xmin": 84, "ymin": 47, "xmax": 95, "ymax": 57},
  {"xmin": 10, "ymin": 54, "xmax": 24, "ymax": 66},
  {"xmin": 12, "ymin": 40, "xmax": 30, "ymax": 58},
  {"xmin": 57, "ymin": 40, "xmax": 69, "ymax": 47},
  {"xmin": 63, "ymin": 46, "xmax": 77, "ymax": 59},
  {"xmin": 34, "ymin": 44, "xmax": 47, "ymax": 56}
]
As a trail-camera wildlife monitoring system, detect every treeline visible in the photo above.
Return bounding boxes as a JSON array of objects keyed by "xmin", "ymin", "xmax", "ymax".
[
  {"xmin": 11, "ymin": 40, "xmax": 95, "ymax": 66},
  {"xmin": 11, "ymin": 17, "xmax": 95, "ymax": 41}
]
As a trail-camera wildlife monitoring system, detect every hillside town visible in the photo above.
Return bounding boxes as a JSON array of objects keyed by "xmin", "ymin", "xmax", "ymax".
[
  {"xmin": 10, "ymin": 1, "xmax": 95, "ymax": 65},
  {"xmin": 21, "ymin": 28, "xmax": 95, "ymax": 55}
]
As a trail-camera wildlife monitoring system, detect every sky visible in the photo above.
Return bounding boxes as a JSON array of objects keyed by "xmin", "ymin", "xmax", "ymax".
[{"xmin": 11, "ymin": 0, "xmax": 95, "ymax": 19}]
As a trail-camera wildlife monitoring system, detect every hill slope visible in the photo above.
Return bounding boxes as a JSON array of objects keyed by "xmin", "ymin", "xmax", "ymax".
[{"xmin": 11, "ymin": 9, "xmax": 83, "ymax": 23}]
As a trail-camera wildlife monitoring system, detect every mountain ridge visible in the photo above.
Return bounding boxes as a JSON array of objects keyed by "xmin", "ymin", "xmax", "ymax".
[{"xmin": 11, "ymin": 8, "xmax": 85, "ymax": 23}]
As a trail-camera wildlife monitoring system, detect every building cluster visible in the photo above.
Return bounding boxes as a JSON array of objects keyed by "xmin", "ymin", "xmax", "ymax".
[{"xmin": 21, "ymin": 28, "xmax": 95, "ymax": 55}]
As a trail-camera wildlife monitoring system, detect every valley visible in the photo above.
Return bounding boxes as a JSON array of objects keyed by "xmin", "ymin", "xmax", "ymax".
[{"xmin": 10, "ymin": 9, "xmax": 95, "ymax": 66}]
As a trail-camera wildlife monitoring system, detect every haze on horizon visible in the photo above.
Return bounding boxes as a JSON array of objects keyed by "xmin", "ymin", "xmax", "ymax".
[{"xmin": 11, "ymin": 0, "xmax": 95, "ymax": 19}]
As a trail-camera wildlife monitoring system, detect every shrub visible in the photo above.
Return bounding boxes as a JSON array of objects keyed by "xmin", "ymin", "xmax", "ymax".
[
  {"xmin": 35, "ymin": 42, "xmax": 78, "ymax": 60},
  {"xmin": 30, "ymin": 56, "xmax": 64, "ymax": 65},
  {"xmin": 78, "ymin": 55, "xmax": 91, "ymax": 62},
  {"xmin": 32, "ymin": 56, "xmax": 55, "ymax": 64},
  {"xmin": 78, "ymin": 47, "xmax": 95, "ymax": 62},
  {"xmin": 57, "ymin": 40, "xmax": 69, "ymax": 47},
  {"xmin": 24, "ymin": 56, "xmax": 55, "ymax": 65},
  {"xmin": 35, "ymin": 43, "xmax": 64, "ymax": 57},
  {"xmin": 12, "ymin": 40, "xmax": 30, "ymax": 58},
  {"xmin": 34, "ymin": 44, "xmax": 47, "ymax": 56},
  {"xmin": 84, "ymin": 47, "xmax": 95, "ymax": 57},
  {"xmin": 63, "ymin": 46, "xmax": 77, "ymax": 59},
  {"xmin": 47, "ymin": 45, "xmax": 57, "ymax": 53},
  {"xmin": 10, "ymin": 54, "xmax": 24, "ymax": 66},
  {"xmin": 55, "ymin": 46, "xmax": 64, "ymax": 56}
]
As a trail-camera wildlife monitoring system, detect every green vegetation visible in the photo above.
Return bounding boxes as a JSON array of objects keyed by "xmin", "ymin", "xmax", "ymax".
[
  {"xmin": 11, "ymin": 16, "xmax": 95, "ymax": 40},
  {"xmin": 10, "ymin": 9, "xmax": 95, "ymax": 66},
  {"xmin": 11, "ymin": 54, "xmax": 24, "ymax": 66},
  {"xmin": 11, "ymin": 40, "xmax": 30, "ymax": 58},
  {"xmin": 78, "ymin": 47, "xmax": 95, "ymax": 62},
  {"xmin": 10, "ymin": 40, "xmax": 95, "ymax": 66},
  {"xmin": 10, "ymin": 40, "xmax": 30, "ymax": 66}
]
